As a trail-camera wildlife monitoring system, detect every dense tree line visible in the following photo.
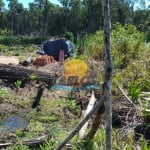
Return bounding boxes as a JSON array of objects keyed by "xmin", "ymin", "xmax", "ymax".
[{"xmin": 0, "ymin": 0, "xmax": 149, "ymax": 42}]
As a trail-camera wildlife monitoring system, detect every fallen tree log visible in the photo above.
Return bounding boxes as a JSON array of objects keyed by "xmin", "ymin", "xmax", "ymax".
[
  {"xmin": 0, "ymin": 134, "xmax": 49, "ymax": 148},
  {"xmin": 0, "ymin": 64, "xmax": 59, "ymax": 83}
]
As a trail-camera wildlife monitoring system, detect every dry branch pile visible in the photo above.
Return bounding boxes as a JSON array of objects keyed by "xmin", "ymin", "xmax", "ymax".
[{"xmin": 112, "ymin": 95, "xmax": 143, "ymax": 139}]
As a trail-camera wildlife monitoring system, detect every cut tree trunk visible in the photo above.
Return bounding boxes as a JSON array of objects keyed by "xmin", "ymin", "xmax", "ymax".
[
  {"xmin": 78, "ymin": 90, "xmax": 97, "ymax": 139},
  {"xmin": 0, "ymin": 64, "xmax": 58, "ymax": 84},
  {"xmin": 85, "ymin": 84, "xmax": 105, "ymax": 139},
  {"xmin": 85, "ymin": 103, "xmax": 105, "ymax": 139},
  {"xmin": 56, "ymin": 95, "xmax": 105, "ymax": 150}
]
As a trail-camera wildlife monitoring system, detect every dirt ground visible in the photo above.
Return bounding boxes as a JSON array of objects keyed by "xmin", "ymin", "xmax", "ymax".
[
  {"xmin": 0, "ymin": 57, "xmax": 140, "ymax": 123},
  {"xmin": 0, "ymin": 57, "xmax": 105, "ymax": 126},
  {"xmin": 0, "ymin": 56, "xmax": 19, "ymax": 65},
  {"xmin": 0, "ymin": 57, "xmax": 145, "ymax": 148}
]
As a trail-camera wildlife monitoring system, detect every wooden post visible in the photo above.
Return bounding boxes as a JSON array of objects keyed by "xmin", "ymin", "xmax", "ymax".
[
  {"xmin": 103, "ymin": 0, "xmax": 113, "ymax": 149},
  {"xmin": 59, "ymin": 50, "xmax": 65, "ymax": 63},
  {"xmin": 32, "ymin": 84, "xmax": 45, "ymax": 108}
]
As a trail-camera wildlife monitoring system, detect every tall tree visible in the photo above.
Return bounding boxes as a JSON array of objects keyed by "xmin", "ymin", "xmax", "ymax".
[
  {"xmin": 110, "ymin": 0, "xmax": 135, "ymax": 25},
  {"xmin": 87, "ymin": 0, "xmax": 91, "ymax": 33},
  {"xmin": 59, "ymin": 0, "xmax": 82, "ymax": 43},
  {"xmin": 28, "ymin": 1, "xmax": 43, "ymax": 35},
  {"xmin": 138, "ymin": 0, "xmax": 146, "ymax": 10},
  {"xmin": 7, "ymin": 0, "xmax": 24, "ymax": 34},
  {"xmin": 0, "ymin": 0, "xmax": 4, "ymax": 11},
  {"xmin": 42, "ymin": 0, "xmax": 48, "ymax": 39},
  {"xmin": 82, "ymin": 0, "xmax": 103, "ymax": 33},
  {"xmin": 0, "ymin": 0, "xmax": 4, "ymax": 28}
]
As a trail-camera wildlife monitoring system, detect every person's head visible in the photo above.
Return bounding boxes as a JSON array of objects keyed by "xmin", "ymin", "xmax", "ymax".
[
  {"xmin": 61, "ymin": 36, "xmax": 67, "ymax": 41},
  {"xmin": 49, "ymin": 36, "xmax": 55, "ymax": 41}
]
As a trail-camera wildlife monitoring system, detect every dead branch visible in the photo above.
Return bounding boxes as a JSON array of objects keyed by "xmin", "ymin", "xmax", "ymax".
[
  {"xmin": 0, "ymin": 142, "xmax": 13, "ymax": 147},
  {"xmin": 0, "ymin": 134, "xmax": 49, "ymax": 148},
  {"xmin": 22, "ymin": 134, "xmax": 49, "ymax": 145},
  {"xmin": 118, "ymin": 86, "xmax": 135, "ymax": 107}
]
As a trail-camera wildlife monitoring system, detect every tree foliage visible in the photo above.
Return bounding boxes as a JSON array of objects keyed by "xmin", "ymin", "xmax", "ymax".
[{"xmin": 0, "ymin": 0, "xmax": 148, "ymax": 42}]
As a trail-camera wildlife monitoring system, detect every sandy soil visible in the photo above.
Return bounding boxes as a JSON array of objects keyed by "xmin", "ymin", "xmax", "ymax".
[{"xmin": 0, "ymin": 56, "xmax": 19, "ymax": 65}]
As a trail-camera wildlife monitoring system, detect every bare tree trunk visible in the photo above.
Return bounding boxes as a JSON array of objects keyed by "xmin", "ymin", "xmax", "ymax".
[
  {"xmin": 103, "ymin": 0, "xmax": 112, "ymax": 150},
  {"xmin": 85, "ymin": 103, "xmax": 105, "ymax": 139},
  {"xmin": 43, "ymin": 0, "xmax": 48, "ymax": 39},
  {"xmin": 87, "ymin": 0, "xmax": 91, "ymax": 33}
]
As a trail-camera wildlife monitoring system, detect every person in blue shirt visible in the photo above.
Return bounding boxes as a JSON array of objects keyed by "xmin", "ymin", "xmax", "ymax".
[
  {"xmin": 61, "ymin": 35, "xmax": 76, "ymax": 58},
  {"xmin": 38, "ymin": 35, "xmax": 76, "ymax": 60}
]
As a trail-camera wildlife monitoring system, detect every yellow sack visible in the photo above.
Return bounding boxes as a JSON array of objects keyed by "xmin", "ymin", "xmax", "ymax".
[{"xmin": 63, "ymin": 59, "xmax": 89, "ymax": 86}]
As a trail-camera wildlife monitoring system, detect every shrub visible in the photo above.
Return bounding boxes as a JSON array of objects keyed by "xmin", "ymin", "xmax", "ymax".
[
  {"xmin": 0, "ymin": 36, "xmax": 21, "ymax": 45},
  {"xmin": 111, "ymin": 23, "xmax": 145, "ymax": 69},
  {"xmin": 0, "ymin": 35, "xmax": 44, "ymax": 45},
  {"xmin": 145, "ymin": 27, "xmax": 150, "ymax": 42},
  {"xmin": 84, "ymin": 23, "xmax": 145, "ymax": 69},
  {"xmin": 20, "ymin": 36, "xmax": 44, "ymax": 45},
  {"xmin": 0, "ymin": 29, "xmax": 13, "ymax": 36},
  {"xmin": 84, "ymin": 30, "xmax": 104, "ymax": 59}
]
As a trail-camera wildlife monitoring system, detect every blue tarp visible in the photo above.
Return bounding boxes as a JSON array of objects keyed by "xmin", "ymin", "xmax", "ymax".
[{"xmin": 51, "ymin": 84, "xmax": 100, "ymax": 92}]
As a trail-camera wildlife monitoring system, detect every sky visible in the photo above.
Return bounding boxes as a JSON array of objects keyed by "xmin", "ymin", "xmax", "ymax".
[{"xmin": 4, "ymin": 0, "xmax": 61, "ymax": 8}]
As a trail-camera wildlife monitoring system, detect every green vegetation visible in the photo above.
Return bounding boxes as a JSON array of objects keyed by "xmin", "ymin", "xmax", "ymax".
[
  {"xmin": 0, "ymin": 35, "xmax": 44, "ymax": 45},
  {"xmin": 0, "ymin": 0, "xmax": 149, "ymax": 43},
  {"xmin": 15, "ymin": 80, "xmax": 22, "ymax": 88},
  {"xmin": 0, "ymin": 0, "xmax": 150, "ymax": 148},
  {"xmin": 0, "ymin": 88, "xmax": 8, "ymax": 97},
  {"xmin": 0, "ymin": 44, "xmax": 37, "ymax": 61},
  {"xmin": 0, "ymin": 22, "xmax": 150, "ymax": 149},
  {"xmin": 128, "ymin": 81, "xmax": 140, "ymax": 103}
]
